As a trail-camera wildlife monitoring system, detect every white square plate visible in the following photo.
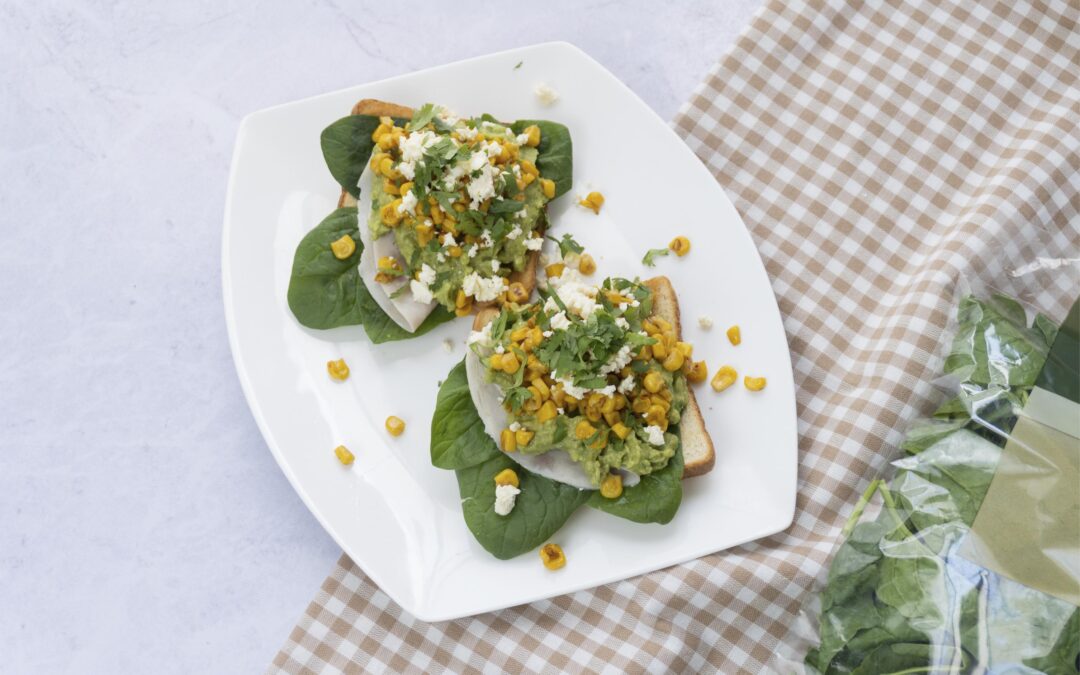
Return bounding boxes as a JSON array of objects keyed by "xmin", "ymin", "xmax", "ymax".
[{"xmin": 223, "ymin": 42, "xmax": 797, "ymax": 621}]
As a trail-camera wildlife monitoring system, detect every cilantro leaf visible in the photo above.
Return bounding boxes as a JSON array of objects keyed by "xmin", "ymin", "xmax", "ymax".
[
  {"xmin": 409, "ymin": 103, "xmax": 437, "ymax": 131},
  {"xmin": 642, "ymin": 247, "xmax": 670, "ymax": 267}
]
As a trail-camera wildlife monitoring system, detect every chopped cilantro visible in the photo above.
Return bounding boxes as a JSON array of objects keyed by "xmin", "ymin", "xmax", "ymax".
[
  {"xmin": 642, "ymin": 247, "xmax": 670, "ymax": 267},
  {"xmin": 409, "ymin": 103, "xmax": 437, "ymax": 131},
  {"xmin": 548, "ymin": 233, "xmax": 585, "ymax": 259},
  {"xmin": 514, "ymin": 61, "xmax": 523, "ymax": 70}
]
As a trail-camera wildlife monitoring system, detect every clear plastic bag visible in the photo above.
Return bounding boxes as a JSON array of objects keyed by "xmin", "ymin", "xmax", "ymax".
[{"xmin": 774, "ymin": 292, "xmax": 1080, "ymax": 674}]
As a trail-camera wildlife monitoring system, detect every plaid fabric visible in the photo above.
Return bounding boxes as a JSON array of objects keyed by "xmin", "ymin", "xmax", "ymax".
[{"xmin": 273, "ymin": 1, "xmax": 1080, "ymax": 672}]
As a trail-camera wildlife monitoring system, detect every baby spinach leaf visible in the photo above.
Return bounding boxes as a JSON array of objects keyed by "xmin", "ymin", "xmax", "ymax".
[
  {"xmin": 286, "ymin": 207, "xmax": 367, "ymax": 329},
  {"xmin": 429, "ymin": 360, "xmax": 501, "ymax": 470},
  {"xmin": 511, "ymin": 119, "xmax": 573, "ymax": 197},
  {"xmin": 320, "ymin": 114, "xmax": 409, "ymax": 198},
  {"xmin": 456, "ymin": 453, "xmax": 591, "ymax": 560},
  {"xmin": 587, "ymin": 439, "xmax": 683, "ymax": 524}
]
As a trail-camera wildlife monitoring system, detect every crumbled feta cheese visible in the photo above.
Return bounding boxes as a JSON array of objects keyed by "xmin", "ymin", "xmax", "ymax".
[
  {"xmin": 467, "ymin": 323, "xmax": 493, "ymax": 347},
  {"xmin": 467, "ymin": 163, "xmax": 498, "ymax": 206},
  {"xmin": 441, "ymin": 232, "xmax": 457, "ymax": 248},
  {"xmin": 507, "ymin": 225, "xmax": 523, "ymax": 240},
  {"xmin": 479, "ymin": 231, "xmax": 494, "ymax": 249},
  {"xmin": 398, "ymin": 189, "xmax": 418, "ymax": 214},
  {"xmin": 555, "ymin": 279, "xmax": 599, "ymax": 319},
  {"xmin": 442, "ymin": 339, "xmax": 454, "ymax": 353},
  {"xmin": 467, "ymin": 245, "xmax": 479, "ymax": 258},
  {"xmin": 491, "ymin": 260, "xmax": 500, "ymax": 272},
  {"xmin": 437, "ymin": 106, "xmax": 459, "ymax": 126},
  {"xmin": 462, "ymin": 272, "xmax": 504, "ymax": 302},
  {"xmin": 599, "ymin": 344, "xmax": 633, "ymax": 375},
  {"xmin": 556, "ymin": 407, "xmax": 565, "ymax": 415},
  {"xmin": 555, "ymin": 374, "xmax": 614, "ymax": 399},
  {"xmin": 543, "ymin": 297, "xmax": 559, "ymax": 313},
  {"xmin": 483, "ymin": 141, "xmax": 503, "ymax": 158},
  {"xmin": 615, "ymin": 317, "xmax": 630, "ymax": 330},
  {"xmin": 408, "ymin": 263, "xmax": 437, "ymax": 304},
  {"xmin": 457, "ymin": 125, "xmax": 478, "ymax": 141},
  {"xmin": 645, "ymin": 425, "xmax": 665, "ymax": 447},
  {"xmin": 436, "ymin": 252, "xmax": 446, "ymax": 263},
  {"xmin": 524, "ymin": 235, "xmax": 544, "ymax": 251},
  {"xmin": 618, "ymin": 374, "xmax": 636, "ymax": 394},
  {"xmin": 549, "ymin": 311, "xmax": 571, "ymax": 331},
  {"xmin": 698, "ymin": 315, "xmax": 714, "ymax": 329},
  {"xmin": 442, "ymin": 164, "xmax": 465, "ymax": 190},
  {"xmin": 511, "ymin": 163, "xmax": 522, "ymax": 178},
  {"xmin": 494, "ymin": 344, "xmax": 505, "ymax": 354},
  {"xmin": 509, "ymin": 422, "xmax": 521, "ymax": 432},
  {"xmin": 397, "ymin": 130, "xmax": 438, "ymax": 180},
  {"xmin": 417, "ymin": 264, "xmax": 436, "ymax": 285},
  {"xmin": 534, "ymin": 83, "xmax": 559, "ymax": 105},
  {"xmin": 494, "ymin": 484, "xmax": 520, "ymax": 516},
  {"xmin": 542, "ymin": 330, "xmax": 553, "ymax": 338},
  {"xmin": 468, "ymin": 151, "xmax": 489, "ymax": 172},
  {"xmin": 516, "ymin": 133, "xmax": 531, "ymax": 145}
]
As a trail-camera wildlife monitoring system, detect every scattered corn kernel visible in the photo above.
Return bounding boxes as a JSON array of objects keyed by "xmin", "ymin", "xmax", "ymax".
[
  {"xmin": 744, "ymin": 376, "xmax": 767, "ymax": 391},
  {"xmin": 500, "ymin": 428, "xmax": 517, "ymax": 452},
  {"xmin": 540, "ymin": 543, "xmax": 566, "ymax": 570},
  {"xmin": 711, "ymin": 366, "xmax": 738, "ymax": 392},
  {"xmin": 539, "ymin": 178, "xmax": 556, "ymax": 199},
  {"xmin": 727, "ymin": 325, "xmax": 742, "ymax": 346},
  {"xmin": 578, "ymin": 191, "xmax": 605, "ymax": 214},
  {"xmin": 600, "ymin": 474, "xmax": 623, "ymax": 499},
  {"xmin": 515, "ymin": 429, "xmax": 535, "ymax": 447},
  {"xmin": 522, "ymin": 125, "xmax": 541, "ymax": 147},
  {"xmin": 685, "ymin": 360, "xmax": 708, "ymax": 384},
  {"xmin": 327, "ymin": 358, "xmax": 350, "ymax": 381},
  {"xmin": 385, "ymin": 415, "xmax": 406, "ymax": 436},
  {"xmin": 330, "ymin": 234, "xmax": 356, "ymax": 260},
  {"xmin": 494, "ymin": 468, "xmax": 519, "ymax": 488},
  {"xmin": 334, "ymin": 445, "xmax": 354, "ymax": 465},
  {"xmin": 545, "ymin": 262, "xmax": 565, "ymax": 279},
  {"xmin": 507, "ymin": 282, "xmax": 529, "ymax": 304},
  {"xmin": 537, "ymin": 400, "xmax": 558, "ymax": 423},
  {"xmin": 578, "ymin": 253, "xmax": 596, "ymax": 275},
  {"xmin": 669, "ymin": 236, "xmax": 691, "ymax": 256}
]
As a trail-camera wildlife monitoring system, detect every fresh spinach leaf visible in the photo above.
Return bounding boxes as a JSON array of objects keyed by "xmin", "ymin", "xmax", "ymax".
[
  {"xmin": 511, "ymin": 119, "xmax": 573, "ymax": 197},
  {"xmin": 429, "ymin": 359, "xmax": 501, "ymax": 470},
  {"xmin": 456, "ymin": 452, "xmax": 592, "ymax": 560},
  {"xmin": 319, "ymin": 114, "xmax": 404, "ymax": 199},
  {"xmin": 286, "ymin": 207, "xmax": 366, "ymax": 329},
  {"xmin": 355, "ymin": 285, "xmax": 454, "ymax": 344},
  {"xmin": 587, "ymin": 438, "xmax": 683, "ymax": 523}
]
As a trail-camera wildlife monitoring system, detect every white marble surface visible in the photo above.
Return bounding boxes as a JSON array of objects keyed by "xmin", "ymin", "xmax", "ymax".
[{"xmin": 0, "ymin": 2, "xmax": 762, "ymax": 672}]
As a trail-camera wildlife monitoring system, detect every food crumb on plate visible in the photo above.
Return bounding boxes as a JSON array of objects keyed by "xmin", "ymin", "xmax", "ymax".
[
  {"xmin": 698, "ymin": 315, "xmax": 714, "ymax": 329},
  {"xmin": 534, "ymin": 83, "xmax": 559, "ymax": 105},
  {"xmin": 442, "ymin": 338, "xmax": 454, "ymax": 353}
]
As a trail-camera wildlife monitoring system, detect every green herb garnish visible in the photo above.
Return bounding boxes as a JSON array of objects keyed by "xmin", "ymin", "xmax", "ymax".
[{"xmin": 642, "ymin": 247, "xmax": 669, "ymax": 267}]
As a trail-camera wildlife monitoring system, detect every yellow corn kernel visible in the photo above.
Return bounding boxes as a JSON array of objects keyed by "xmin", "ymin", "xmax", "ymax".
[
  {"xmin": 537, "ymin": 400, "xmax": 558, "ymax": 423},
  {"xmin": 545, "ymin": 262, "xmax": 565, "ymax": 279},
  {"xmin": 515, "ymin": 429, "xmax": 534, "ymax": 447},
  {"xmin": 677, "ymin": 342, "xmax": 694, "ymax": 358},
  {"xmin": 578, "ymin": 191, "xmax": 604, "ymax": 214},
  {"xmin": 380, "ymin": 201, "xmax": 402, "ymax": 226},
  {"xmin": 507, "ymin": 282, "xmax": 529, "ymax": 304},
  {"xmin": 522, "ymin": 172, "xmax": 537, "ymax": 186},
  {"xmin": 378, "ymin": 156, "xmax": 395, "ymax": 176},
  {"xmin": 382, "ymin": 180, "xmax": 400, "ymax": 196},
  {"xmin": 653, "ymin": 317, "xmax": 672, "ymax": 332},
  {"xmin": 523, "ymin": 396, "xmax": 542, "ymax": 413},
  {"xmin": 539, "ymin": 178, "xmax": 556, "ymax": 199},
  {"xmin": 744, "ymin": 376, "xmax": 767, "ymax": 391},
  {"xmin": 600, "ymin": 474, "xmax": 623, "ymax": 499},
  {"xmin": 494, "ymin": 468, "xmax": 519, "ymax": 488},
  {"xmin": 327, "ymin": 358, "xmax": 350, "ymax": 381},
  {"xmin": 600, "ymin": 396, "xmax": 617, "ymax": 415},
  {"xmin": 540, "ymin": 543, "xmax": 566, "ymax": 570},
  {"xmin": 643, "ymin": 372, "xmax": 664, "ymax": 393},
  {"xmin": 578, "ymin": 253, "xmax": 596, "ymax": 275},
  {"xmin": 385, "ymin": 416, "xmax": 406, "ymax": 436},
  {"xmin": 430, "ymin": 206, "xmax": 444, "ymax": 225},
  {"xmin": 631, "ymin": 396, "xmax": 651, "ymax": 414},
  {"xmin": 584, "ymin": 406, "xmax": 602, "ymax": 423},
  {"xmin": 500, "ymin": 428, "xmax": 517, "ymax": 452},
  {"xmin": 334, "ymin": 445, "xmax": 354, "ymax": 466},
  {"xmin": 711, "ymin": 365, "xmax": 738, "ymax": 392},
  {"xmin": 645, "ymin": 404, "xmax": 667, "ymax": 426},
  {"xmin": 727, "ymin": 325, "xmax": 741, "ymax": 346},
  {"xmin": 669, "ymin": 236, "xmax": 691, "ymax": 256},
  {"xmin": 523, "ymin": 125, "xmax": 541, "ymax": 147},
  {"xmin": 455, "ymin": 302, "xmax": 473, "ymax": 317},
  {"xmin": 602, "ymin": 410, "xmax": 621, "ymax": 426},
  {"xmin": 453, "ymin": 289, "xmax": 469, "ymax": 310},
  {"xmin": 611, "ymin": 422, "xmax": 631, "ymax": 440},
  {"xmin": 370, "ymin": 152, "xmax": 387, "ymax": 171},
  {"xmin": 447, "ymin": 245, "xmax": 463, "ymax": 258},
  {"xmin": 519, "ymin": 159, "xmax": 539, "ymax": 177},
  {"xmin": 330, "ymin": 234, "xmax": 356, "ymax": 260},
  {"xmin": 575, "ymin": 419, "xmax": 596, "ymax": 440},
  {"xmin": 510, "ymin": 326, "xmax": 530, "ymax": 342},
  {"xmin": 662, "ymin": 349, "xmax": 685, "ymax": 372},
  {"xmin": 614, "ymin": 393, "xmax": 628, "ymax": 410},
  {"xmin": 685, "ymin": 360, "xmax": 708, "ymax": 384},
  {"xmin": 398, "ymin": 181, "xmax": 414, "ymax": 196},
  {"xmin": 501, "ymin": 353, "xmax": 520, "ymax": 374},
  {"xmin": 489, "ymin": 353, "xmax": 505, "ymax": 371},
  {"xmin": 651, "ymin": 340, "xmax": 668, "ymax": 359},
  {"xmin": 376, "ymin": 133, "xmax": 395, "ymax": 150},
  {"xmin": 589, "ymin": 430, "xmax": 609, "ymax": 450},
  {"xmin": 532, "ymin": 378, "xmax": 550, "ymax": 401},
  {"xmin": 371, "ymin": 122, "xmax": 390, "ymax": 141},
  {"xmin": 376, "ymin": 256, "xmax": 400, "ymax": 274}
]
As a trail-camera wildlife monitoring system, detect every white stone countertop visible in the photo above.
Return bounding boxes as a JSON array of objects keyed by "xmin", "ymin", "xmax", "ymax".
[{"xmin": 1, "ymin": 1, "xmax": 762, "ymax": 671}]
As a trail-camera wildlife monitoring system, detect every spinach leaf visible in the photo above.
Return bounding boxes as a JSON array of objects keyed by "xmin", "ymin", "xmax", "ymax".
[
  {"xmin": 320, "ymin": 114, "xmax": 410, "ymax": 198},
  {"xmin": 511, "ymin": 119, "xmax": 573, "ymax": 197},
  {"xmin": 587, "ymin": 437, "xmax": 683, "ymax": 524},
  {"xmin": 429, "ymin": 360, "xmax": 501, "ymax": 470},
  {"xmin": 355, "ymin": 286, "xmax": 454, "ymax": 344},
  {"xmin": 456, "ymin": 452, "xmax": 591, "ymax": 560},
  {"xmin": 286, "ymin": 207, "xmax": 366, "ymax": 329}
]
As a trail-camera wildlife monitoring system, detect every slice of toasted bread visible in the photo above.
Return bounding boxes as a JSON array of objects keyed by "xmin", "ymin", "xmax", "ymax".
[
  {"xmin": 644, "ymin": 276, "xmax": 716, "ymax": 478},
  {"xmin": 336, "ymin": 98, "xmax": 540, "ymax": 307},
  {"xmin": 472, "ymin": 279, "xmax": 716, "ymax": 479}
]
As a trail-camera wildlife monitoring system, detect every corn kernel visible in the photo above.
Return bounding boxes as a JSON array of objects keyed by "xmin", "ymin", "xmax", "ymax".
[
  {"xmin": 447, "ymin": 245, "xmax": 463, "ymax": 258},
  {"xmin": 575, "ymin": 420, "xmax": 596, "ymax": 440},
  {"xmin": 646, "ymin": 404, "xmax": 667, "ymax": 426},
  {"xmin": 515, "ymin": 429, "xmax": 534, "ymax": 447},
  {"xmin": 371, "ymin": 123, "xmax": 390, "ymax": 141},
  {"xmin": 327, "ymin": 358, "xmax": 350, "ymax": 381},
  {"xmin": 744, "ymin": 376, "xmax": 767, "ymax": 391},
  {"xmin": 494, "ymin": 468, "xmax": 519, "ymax": 488},
  {"xmin": 643, "ymin": 372, "xmax": 664, "ymax": 393},
  {"xmin": 662, "ymin": 349, "xmax": 685, "ymax": 372},
  {"xmin": 651, "ymin": 340, "xmax": 668, "ymax": 359},
  {"xmin": 507, "ymin": 282, "xmax": 529, "ymax": 304},
  {"xmin": 378, "ymin": 156, "xmax": 395, "ymax": 176},
  {"xmin": 398, "ymin": 181, "xmax": 414, "ymax": 196},
  {"xmin": 523, "ymin": 125, "xmax": 541, "ymax": 147},
  {"xmin": 382, "ymin": 179, "xmax": 400, "ymax": 196},
  {"xmin": 500, "ymin": 428, "xmax": 517, "ymax": 452},
  {"xmin": 334, "ymin": 445, "xmax": 354, "ymax": 465},
  {"xmin": 600, "ymin": 474, "xmax": 623, "ymax": 499},
  {"xmin": 330, "ymin": 234, "xmax": 356, "ymax": 260},
  {"xmin": 385, "ymin": 415, "xmax": 406, "ymax": 436},
  {"xmin": 611, "ymin": 422, "xmax": 631, "ymax": 440},
  {"xmin": 711, "ymin": 366, "xmax": 738, "ymax": 392},
  {"xmin": 545, "ymin": 262, "xmax": 565, "ymax": 279},
  {"xmin": 669, "ymin": 236, "xmax": 691, "ymax": 256},
  {"xmin": 540, "ymin": 543, "xmax": 565, "ymax": 570},
  {"xmin": 539, "ymin": 178, "xmax": 556, "ymax": 199},
  {"xmin": 727, "ymin": 325, "xmax": 741, "ymax": 346},
  {"xmin": 578, "ymin": 191, "xmax": 604, "ymax": 214},
  {"xmin": 537, "ymin": 400, "xmax": 558, "ymax": 423},
  {"xmin": 677, "ymin": 342, "xmax": 694, "ymax": 358},
  {"xmin": 578, "ymin": 253, "xmax": 596, "ymax": 275},
  {"xmin": 380, "ymin": 201, "xmax": 402, "ymax": 226},
  {"xmin": 376, "ymin": 256, "xmax": 400, "ymax": 273},
  {"xmin": 685, "ymin": 360, "xmax": 708, "ymax": 384},
  {"xmin": 455, "ymin": 304, "xmax": 473, "ymax": 318}
]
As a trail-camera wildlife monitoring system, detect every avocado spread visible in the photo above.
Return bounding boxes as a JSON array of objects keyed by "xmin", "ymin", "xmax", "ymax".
[{"xmin": 468, "ymin": 275, "xmax": 694, "ymax": 486}]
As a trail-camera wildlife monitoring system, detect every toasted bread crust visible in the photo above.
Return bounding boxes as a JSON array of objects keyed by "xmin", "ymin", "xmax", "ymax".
[{"xmin": 337, "ymin": 98, "xmax": 540, "ymax": 308}]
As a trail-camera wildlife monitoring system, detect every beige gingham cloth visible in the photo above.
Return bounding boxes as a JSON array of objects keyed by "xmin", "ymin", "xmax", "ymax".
[{"xmin": 273, "ymin": 1, "xmax": 1079, "ymax": 672}]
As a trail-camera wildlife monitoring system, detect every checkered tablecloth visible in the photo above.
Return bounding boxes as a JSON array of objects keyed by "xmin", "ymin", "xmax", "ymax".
[{"xmin": 272, "ymin": 1, "xmax": 1079, "ymax": 672}]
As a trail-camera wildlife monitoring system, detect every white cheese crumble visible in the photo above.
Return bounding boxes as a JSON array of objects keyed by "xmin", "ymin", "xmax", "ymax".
[
  {"xmin": 442, "ymin": 339, "xmax": 454, "ymax": 353},
  {"xmin": 467, "ymin": 245, "xmax": 479, "ymax": 258},
  {"xmin": 524, "ymin": 235, "xmax": 544, "ymax": 251},
  {"xmin": 599, "ymin": 344, "xmax": 633, "ymax": 375},
  {"xmin": 644, "ymin": 425, "xmax": 666, "ymax": 447},
  {"xmin": 457, "ymin": 125, "xmax": 478, "ymax": 141},
  {"xmin": 698, "ymin": 315, "xmax": 714, "ymax": 329},
  {"xmin": 555, "ymin": 374, "xmax": 614, "ymax": 399},
  {"xmin": 534, "ymin": 83, "xmax": 559, "ymax": 105},
  {"xmin": 618, "ymin": 374, "xmax": 636, "ymax": 395},
  {"xmin": 479, "ymin": 231, "xmax": 494, "ymax": 249},
  {"xmin": 483, "ymin": 140, "xmax": 503, "ymax": 158},
  {"xmin": 507, "ymin": 225, "xmax": 523, "ymax": 240},
  {"xmin": 516, "ymin": 132, "xmax": 531, "ymax": 145},
  {"xmin": 467, "ymin": 323, "xmax": 493, "ymax": 348},
  {"xmin": 494, "ymin": 484, "xmax": 520, "ymax": 516},
  {"xmin": 491, "ymin": 260, "xmax": 501, "ymax": 272},
  {"xmin": 462, "ymin": 272, "xmax": 504, "ymax": 302},
  {"xmin": 509, "ymin": 422, "xmax": 521, "ymax": 432},
  {"xmin": 468, "ymin": 151, "xmax": 489, "ymax": 172},
  {"xmin": 554, "ymin": 279, "xmax": 599, "ymax": 319},
  {"xmin": 436, "ymin": 252, "xmax": 446, "ymax": 263},
  {"xmin": 397, "ymin": 130, "xmax": 438, "ymax": 180},
  {"xmin": 615, "ymin": 317, "xmax": 630, "ymax": 330},
  {"xmin": 441, "ymin": 232, "xmax": 457, "ymax": 248},
  {"xmin": 397, "ymin": 189, "xmax": 418, "ymax": 215},
  {"xmin": 409, "ymin": 263, "xmax": 437, "ymax": 304},
  {"xmin": 467, "ymin": 163, "xmax": 499, "ymax": 206},
  {"xmin": 549, "ymin": 311, "xmax": 571, "ymax": 331},
  {"xmin": 442, "ymin": 164, "xmax": 465, "ymax": 190}
]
